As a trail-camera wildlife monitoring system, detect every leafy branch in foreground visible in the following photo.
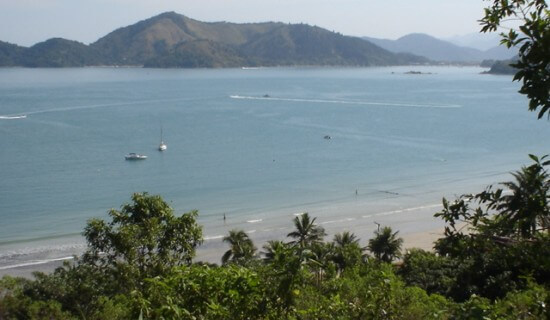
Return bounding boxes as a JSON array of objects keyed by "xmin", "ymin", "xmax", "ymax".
[{"xmin": 481, "ymin": 0, "xmax": 550, "ymax": 118}]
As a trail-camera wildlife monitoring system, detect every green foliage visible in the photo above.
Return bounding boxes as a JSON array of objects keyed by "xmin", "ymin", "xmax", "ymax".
[
  {"xmin": 368, "ymin": 226, "xmax": 403, "ymax": 263},
  {"xmin": 0, "ymin": 276, "xmax": 74, "ymax": 319},
  {"xmin": 294, "ymin": 263, "xmax": 451, "ymax": 320},
  {"xmin": 135, "ymin": 265, "xmax": 270, "ymax": 320},
  {"xmin": 82, "ymin": 192, "xmax": 203, "ymax": 288},
  {"xmin": 433, "ymin": 155, "xmax": 550, "ymax": 300},
  {"xmin": 287, "ymin": 212, "xmax": 326, "ymax": 251},
  {"xmin": 481, "ymin": 0, "xmax": 550, "ymax": 118},
  {"xmin": 497, "ymin": 154, "xmax": 550, "ymax": 238},
  {"xmin": 491, "ymin": 281, "xmax": 550, "ymax": 319},
  {"xmin": 399, "ymin": 249, "xmax": 457, "ymax": 297},
  {"xmin": 449, "ymin": 283, "xmax": 550, "ymax": 319},
  {"xmin": 260, "ymin": 242, "xmax": 306, "ymax": 310},
  {"xmin": 332, "ymin": 232, "xmax": 366, "ymax": 272},
  {"xmin": 222, "ymin": 229, "xmax": 257, "ymax": 265}
]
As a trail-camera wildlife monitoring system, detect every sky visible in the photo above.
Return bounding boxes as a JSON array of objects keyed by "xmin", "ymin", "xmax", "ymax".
[{"xmin": 0, "ymin": 0, "xmax": 493, "ymax": 47}]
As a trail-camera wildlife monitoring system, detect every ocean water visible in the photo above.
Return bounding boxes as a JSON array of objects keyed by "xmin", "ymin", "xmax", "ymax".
[{"xmin": 0, "ymin": 66, "xmax": 548, "ymax": 271}]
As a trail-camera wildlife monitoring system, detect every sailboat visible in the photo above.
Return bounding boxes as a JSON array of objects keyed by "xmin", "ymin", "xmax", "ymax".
[{"xmin": 158, "ymin": 127, "xmax": 167, "ymax": 151}]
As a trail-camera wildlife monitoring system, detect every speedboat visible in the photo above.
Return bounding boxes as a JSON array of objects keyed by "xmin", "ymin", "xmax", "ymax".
[{"xmin": 125, "ymin": 153, "xmax": 147, "ymax": 160}]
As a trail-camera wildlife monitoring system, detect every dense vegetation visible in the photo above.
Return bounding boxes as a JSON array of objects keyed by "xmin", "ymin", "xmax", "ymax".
[
  {"xmin": 1, "ymin": 156, "xmax": 549, "ymax": 319},
  {"xmin": 0, "ymin": 12, "xmax": 427, "ymax": 68}
]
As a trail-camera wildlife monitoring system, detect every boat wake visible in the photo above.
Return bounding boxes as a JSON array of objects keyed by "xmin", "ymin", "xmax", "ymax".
[
  {"xmin": 230, "ymin": 95, "xmax": 461, "ymax": 109},
  {"xmin": 0, "ymin": 115, "xmax": 27, "ymax": 120},
  {"xmin": 8, "ymin": 97, "xmax": 193, "ymax": 118}
]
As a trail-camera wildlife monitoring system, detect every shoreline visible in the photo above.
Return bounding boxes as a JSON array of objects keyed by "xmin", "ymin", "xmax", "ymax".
[
  {"xmin": 0, "ymin": 228, "xmax": 445, "ymax": 279},
  {"xmin": 0, "ymin": 208, "xmax": 446, "ymax": 279}
]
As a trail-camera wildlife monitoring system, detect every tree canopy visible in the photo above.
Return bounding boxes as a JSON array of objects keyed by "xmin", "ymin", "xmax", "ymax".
[{"xmin": 82, "ymin": 193, "xmax": 203, "ymax": 284}]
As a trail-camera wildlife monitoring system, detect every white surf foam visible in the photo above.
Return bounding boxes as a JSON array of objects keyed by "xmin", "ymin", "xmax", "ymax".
[
  {"xmin": 0, "ymin": 256, "xmax": 74, "ymax": 270},
  {"xmin": 204, "ymin": 235, "xmax": 224, "ymax": 240},
  {"xmin": 320, "ymin": 217, "xmax": 356, "ymax": 225},
  {"xmin": 230, "ymin": 95, "xmax": 461, "ymax": 109},
  {"xmin": 247, "ymin": 219, "xmax": 263, "ymax": 223},
  {"xmin": 370, "ymin": 203, "xmax": 442, "ymax": 217}
]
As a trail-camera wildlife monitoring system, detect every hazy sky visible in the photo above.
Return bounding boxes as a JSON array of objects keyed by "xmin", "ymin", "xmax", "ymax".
[{"xmin": 1, "ymin": 0, "xmax": 492, "ymax": 47}]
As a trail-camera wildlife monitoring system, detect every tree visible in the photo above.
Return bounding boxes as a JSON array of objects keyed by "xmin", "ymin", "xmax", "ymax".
[
  {"xmin": 262, "ymin": 240, "xmax": 290, "ymax": 263},
  {"xmin": 287, "ymin": 213, "xmax": 326, "ymax": 250},
  {"xmin": 399, "ymin": 248, "xmax": 458, "ymax": 297},
  {"xmin": 367, "ymin": 226, "xmax": 403, "ymax": 263},
  {"xmin": 136, "ymin": 265, "xmax": 270, "ymax": 319},
  {"xmin": 81, "ymin": 193, "xmax": 203, "ymax": 286},
  {"xmin": 260, "ymin": 241, "xmax": 304, "ymax": 311},
  {"xmin": 481, "ymin": 0, "xmax": 550, "ymax": 118},
  {"xmin": 435, "ymin": 154, "xmax": 550, "ymax": 242},
  {"xmin": 333, "ymin": 231, "xmax": 360, "ymax": 247},
  {"xmin": 332, "ymin": 232, "xmax": 365, "ymax": 272},
  {"xmin": 497, "ymin": 154, "xmax": 550, "ymax": 238},
  {"xmin": 221, "ymin": 229, "xmax": 257, "ymax": 265}
]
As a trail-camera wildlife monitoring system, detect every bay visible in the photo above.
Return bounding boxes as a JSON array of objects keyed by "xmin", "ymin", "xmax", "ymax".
[{"xmin": 0, "ymin": 66, "xmax": 547, "ymax": 271}]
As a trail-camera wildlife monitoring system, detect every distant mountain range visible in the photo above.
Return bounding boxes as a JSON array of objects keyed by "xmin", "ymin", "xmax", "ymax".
[
  {"xmin": 444, "ymin": 33, "xmax": 502, "ymax": 51},
  {"xmin": 362, "ymin": 33, "xmax": 517, "ymax": 63},
  {"xmin": 0, "ymin": 12, "xmax": 519, "ymax": 68},
  {"xmin": 0, "ymin": 12, "xmax": 427, "ymax": 68}
]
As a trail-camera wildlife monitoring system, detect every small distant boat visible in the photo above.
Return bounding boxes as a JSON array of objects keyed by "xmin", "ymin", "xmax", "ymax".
[
  {"xmin": 324, "ymin": 135, "xmax": 332, "ymax": 140},
  {"xmin": 158, "ymin": 127, "xmax": 167, "ymax": 151},
  {"xmin": 125, "ymin": 153, "xmax": 147, "ymax": 160}
]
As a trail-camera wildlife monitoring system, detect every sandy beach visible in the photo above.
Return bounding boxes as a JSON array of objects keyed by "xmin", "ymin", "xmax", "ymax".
[{"xmin": 0, "ymin": 201, "xmax": 447, "ymax": 279}]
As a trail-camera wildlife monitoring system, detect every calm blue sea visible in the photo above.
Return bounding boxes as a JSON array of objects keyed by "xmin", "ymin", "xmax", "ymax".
[{"xmin": 0, "ymin": 66, "xmax": 548, "ymax": 270}]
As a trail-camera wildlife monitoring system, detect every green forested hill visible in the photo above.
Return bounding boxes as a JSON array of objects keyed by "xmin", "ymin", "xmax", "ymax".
[
  {"xmin": 0, "ymin": 41, "xmax": 26, "ymax": 66},
  {"xmin": 0, "ymin": 11, "xmax": 428, "ymax": 68},
  {"xmin": 21, "ymin": 38, "xmax": 103, "ymax": 67}
]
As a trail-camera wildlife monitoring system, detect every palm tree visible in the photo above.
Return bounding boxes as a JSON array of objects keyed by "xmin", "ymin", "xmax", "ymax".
[
  {"xmin": 261, "ymin": 240, "xmax": 302, "ymax": 309},
  {"xmin": 222, "ymin": 229, "xmax": 256, "ymax": 265},
  {"xmin": 334, "ymin": 231, "xmax": 359, "ymax": 247},
  {"xmin": 306, "ymin": 242, "xmax": 334, "ymax": 286},
  {"xmin": 287, "ymin": 213, "xmax": 326, "ymax": 250},
  {"xmin": 262, "ymin": 240, "xmax": 290, "ymax": 263},
  {"xmin": 497, "ymin": 155, "xmax": 550, "ymax": 238},
  {"xmin": 332, "ymin": 232, "xmax": 364, "ymax": 272},
  {"xmin": 367, "ymin": 226, "xmax": 403, "ymax": 263}
]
